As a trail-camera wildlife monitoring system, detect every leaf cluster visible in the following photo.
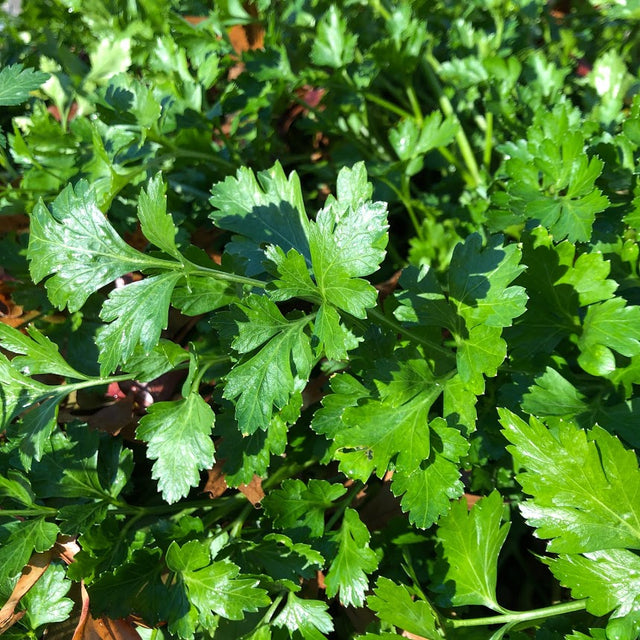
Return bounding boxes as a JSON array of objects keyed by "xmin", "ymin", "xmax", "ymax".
[{"xmin": 1, "ymin": 1, "xmax": 640, "ymax": 639}]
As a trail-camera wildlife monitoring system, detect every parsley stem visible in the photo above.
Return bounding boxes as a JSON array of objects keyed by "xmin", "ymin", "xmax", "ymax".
[
  {"xmin": 367, "ymin": 307, "xmax": 455, "ymax": 361},
  {"xmin": 422, "ymin": 54, "xmax": 482, "ymax": 188},
  {"xmin": 447, "ymin": 599, "xmax": 588, "ymax": 628},
  {"xmin": 325, "ymin": 482, "xmax": 363, "ymax": 531},
  {"xmin": 401, "ymin": 174, "xmax": 423, "ymax": 240},
  {"xmin": 483, "ymin": 111, "xmax": 494, "ymax": 171},
  {"xmin": 61, "ymin": 373, "xmax": 133, "ymax": 393},
  {"xmin": 187, "ymin": 263, "xmax": 267, "ymax": 289},
  {"xmin": 364, "ymin": 92, "xmax": 414, "ymax": 120},
  {"xmin": 406, "ymin": 86, "xmax": 423, "ymax": 124},
  {"xmin": 0, "ymin": 508, "xmax": 57, "ymax": 516}
]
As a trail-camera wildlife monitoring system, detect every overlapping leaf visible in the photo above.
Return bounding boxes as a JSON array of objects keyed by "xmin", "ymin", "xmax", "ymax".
[
  {"xmin": 390, "ymin": 418, "xmax": 468, "ymax": 529},
  {"xmin": 0, "ymin": 324, "xmax": 87, "ymax": 379},
  {"xmin": 96, "ymin": 272, "xmax": 182, "ymax": 374},
  {"xmin": 578, "ymin": 297, "xmax": 640, "ymax": 377},
  {"xmin": 209, "ymin": 162, "xmax": 310, "ymax": 260},
  {"xmin": 0, "ymin": 518, "xmax": 59, "ymax": 586}
]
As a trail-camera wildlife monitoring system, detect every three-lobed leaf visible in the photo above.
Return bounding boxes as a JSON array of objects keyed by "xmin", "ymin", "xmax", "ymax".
[
  {"xmin": 367, "ymin": 577, "xmax": 439, "ymax": 638},
  {"xmin": 434, "ymin": 490, "xmax": 510, "ymax": 610},
  {"xmin": 324, "ymin": 508, "xmax": 378, "ymax": 607},
  {"xmin": 137, "ymin": 392, "xmax": 215, "ymax": 504},
  {"xmin": 28, "ymin": 180, "xmax": 155, "ymax": 312},
  {"xmin": 499, "ymin": 409, "xmax": 640, "ymax": 552}
]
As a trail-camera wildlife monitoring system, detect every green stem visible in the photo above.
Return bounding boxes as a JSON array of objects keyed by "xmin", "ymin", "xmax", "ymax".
[
  {"xmin": 483, "ymin": 111, "xmax": 494, "ymax": 171},
  {"xmin": 325, "ymin": 482, "xmax": 363, "ymax": 531},
  {"xmin": 406, "ymin": 85, "xmax": 423, "ymax": 124},
  {"xmin": 401, "ymin": 548, "xmax": 431, "ymax": 604},
  {"xmin": 187, "ymin": 262, "xmax": 267, "ymax": 289},
  {"xmin": 228, "ymin": 502, "xmax": 253, "ymax": 538},
  {"xmin": 364, "ymin": 92, "xmax": 414, "ymax": 120},
  {"xmin": 118, "ymin": 498, "xmax": 219, "ymax": 517},
  {"xmin": 422, "ymin": 54, "xmax": 481, "ymax": 188},
  {"xmin": 0, "ymin": 507, "xmax": 58, "ymax": 516},
  {"xmin": 367, "ymin": 307, "xmax": 456, "ymax": 361},
  {"xmin": 61, "ymin": 373, "xmax": 133, "ymax": 394},
  {"xmin": 146, "ymin": 131, "xmax": 237, "ymax": 172},
  {"xmin": 262, "ymin": 457, "xmax": 318, "ymax": 493},
  {"xmin": 401, "ymin": 173, "xmax": 423, "ymax": 239},
  {"xmin": 259, "ymin": 594, "xmax": 284, "ymax": 627},
  {"xmin": 369, "ymin": 0, "xmax": 391, "ymax": 21},
  {"xmin": 448, "ymin": 599, "xmax": 588, "ymax": 628}
]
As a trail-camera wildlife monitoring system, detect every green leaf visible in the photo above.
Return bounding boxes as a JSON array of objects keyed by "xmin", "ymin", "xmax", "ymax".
[
  {"xmin": 393, "ymin": 264, "xmax": 458, "ymax": 331},
  {"xmin": 89, "ymin": 548, "xmax": 171, "ymax": 624},
  {"xmin": 96, "ymin": 272, "xmax": 182, "ymax": 374},
  {"xmin": 501, "ymin": 107, "xmax": 609, "ymax": 242},
  {"xmin": 390, "ymin": 112, "xmax": 458, "ymax": 175},
  {"xmin": 545, "ymin": 549, "xmax": 640, "ymax": 618},
  {"xmin": 367, "ymin": 577, "xmax": 439, "ymax": 638},
  {"xmin": 58, "ymin": 502, "xmax": 110, "ymax": 535},
  {"xmin": 137, "ymin": 392, "xmax": 215, "ymax": 504},
  {"xmin": 308, "ymin": 186, "xmax": 388, "ymax": 318},
  {"xmin": 18, "ymin": 394, "xmax": 62, "ymax": 462},
  {"xmin": 210, "ymin": 162, "xmax": 310, "ymax": 260},
  {"xmin": 262, "ymin": 479, "xmax": 347, "ymax": 537},
  {"xmin": 20, "ymin": 564, "xmax": 73, "ymax": 631},
  {"xmin": 390, "ymin": 419, "xmax": 468, "ymax": 530},
  {"xmin": 313, "ymin": 303, "xmax": 360, "ymax": 361},
  {"xmin": 0, "ymin": 324, "xmax": 87, "ymax": 379},
  {"xmin": 578, "ymin": 298, "xmax": 640, "ymax": 376},
  {"xmin": 590, "ymin": 50, "xmax": 630, "ymax": 125},
  {"xmin": 137, "ymin": 173, "xmax": 180, "ymax": 258},
  {"xmin": 29, "ymin": 424, "xmax": 132, "ymax": 502},
  {"xmin": 166, "ymin": 541, "xmax": 270, "ymax": 621},
  {"xmin": 521, "ymin": 367, "xmax": 589, "ymax": 418},
  {"xmin": 337, "ymin": 393, "xmax": 435, "ymax": 481},
  {"xmin": 555, "ymin": 251, "xmax": 617, "ymax": 306},
  {"xmin": 434, "ymin": 491, "xmax": 510, "ymax": 610},
  {"xmin": 223, "ymin": 295, "xmax": 314, "ymax": 434},
  {"xmin": 499, "ymin": 409, "xmax": 640, "ymax": 552},
  {"xmin": 0, "ymin": 518, "xmax": 59, "ymax": 584},
  {"xmin": 456, "ymin": 325, "xmax": 507, "ymax": 392},
  {"xmin": 325, "ymin": 508, "xmax": 378, "ymax": 607},
  {"xmin": 310, "ymin": 5, "xmax": 357, "ymax": 68},
  {"xmin": 273, "ymin": 592, "xmax": 334, "ymax": 640},
  {"xmin": 312, "ymin": 373, "xmax": 369, "ymax": 450},
  {"xmin": 172, "ymin": 275, "xmax": 237, "ymax": 315},
  {"xmin": 0, "ymin": 470, "xmax": 36, "ymax": 507},
  {"xmin": 214, "ymin": 408, "xmax": 286, "ymax": 486},
  {"xmin": 449, "ymin": 234, "xmax": 527, "ymax": 330},
  {"xmin": 266, "ymin": 246, "xmax": 319, "ymax": 303},
  {"xmin": 0, "ymin": 64, "xmax": 49, "ymax": 106},
  {"xmin": 123, "ymin": 339, "xmax": 191, "ymax": 381},
  {"xmin": 0, "ymin": 353, "xmax": 54, "ymax": 430},
  {"xmin": 28, "ymin": 180, "xmax": 158, "ymax": 312}
]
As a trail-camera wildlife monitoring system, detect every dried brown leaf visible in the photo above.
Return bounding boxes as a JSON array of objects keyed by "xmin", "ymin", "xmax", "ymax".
[{"xmin": 0, "ymin": 551, "xmax": 52, "ymax": 633}]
